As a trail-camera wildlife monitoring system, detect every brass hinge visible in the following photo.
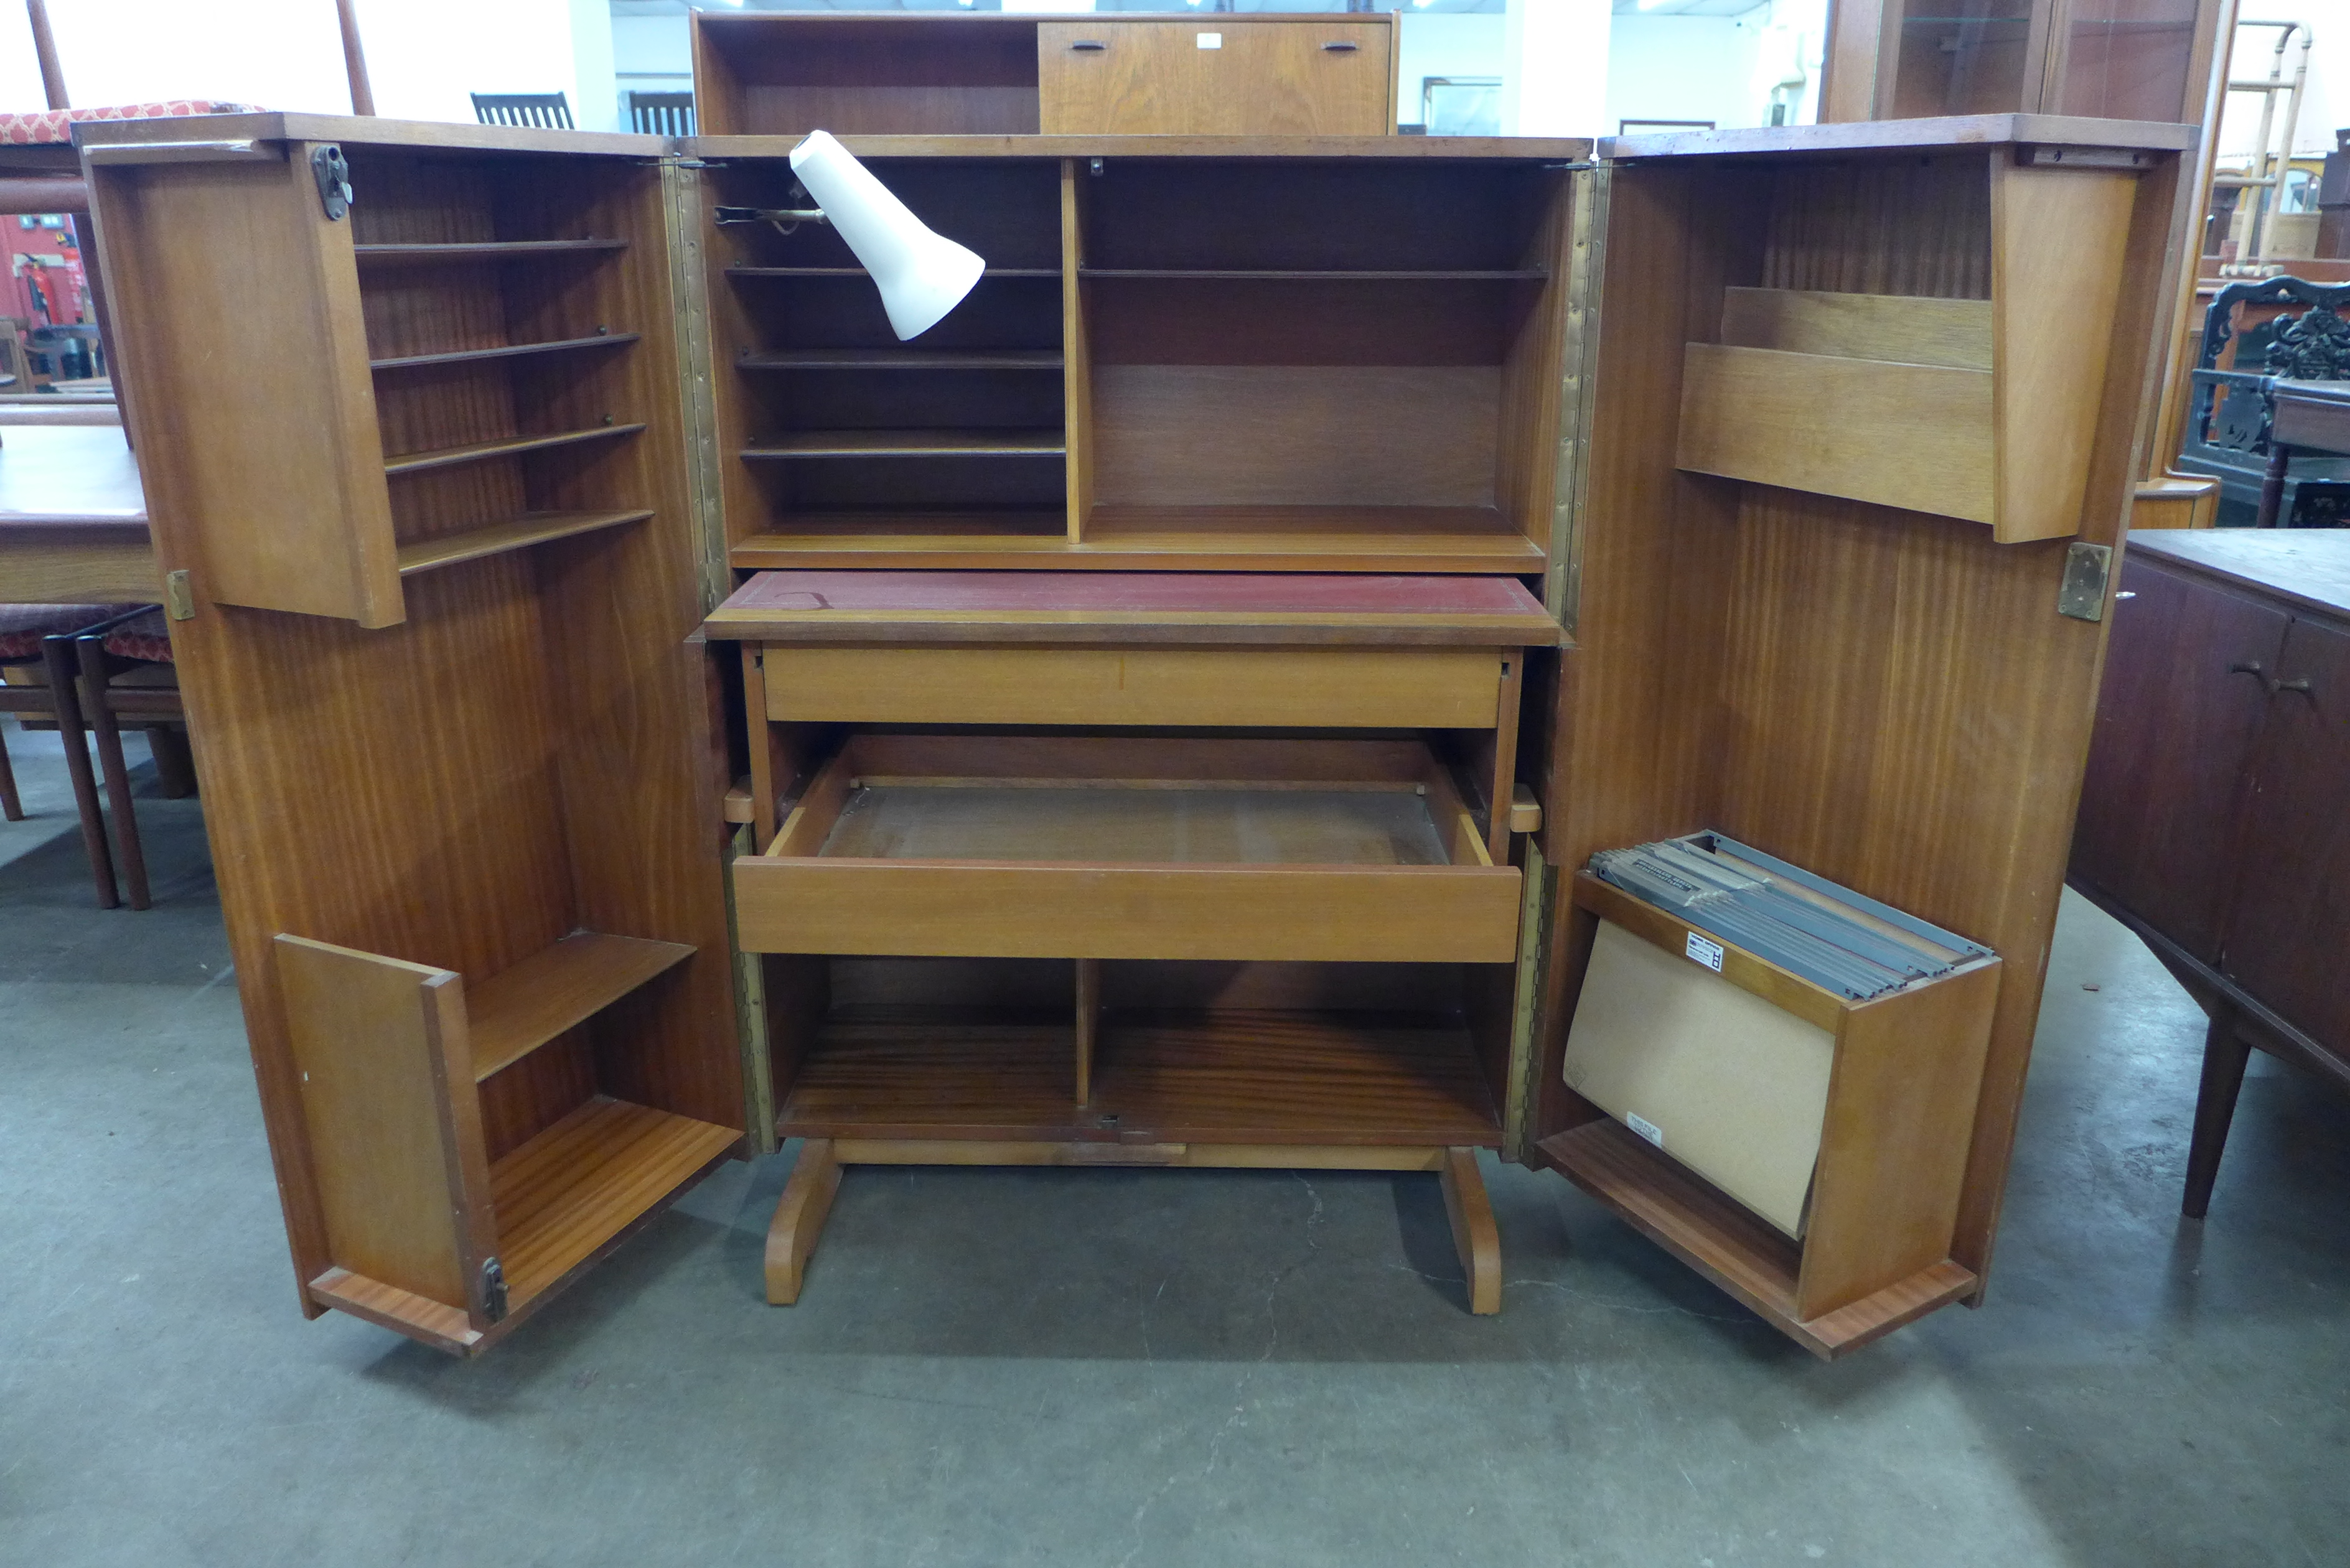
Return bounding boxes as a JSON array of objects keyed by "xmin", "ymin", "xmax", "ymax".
[
  {"xmin": 479, "ymin": 1257, "xmax": 508, "ymax": 1323},
  {"xmin": 311, "ymin": 145, "xmax": 352, "ymax": 220},
  {"xmin": 2057, "ymin": 541, "xmax": 2112, "ymax": 622},
  {"xmin": 163, "ymin": 569, "xmax": 195, "ymax": 621}
]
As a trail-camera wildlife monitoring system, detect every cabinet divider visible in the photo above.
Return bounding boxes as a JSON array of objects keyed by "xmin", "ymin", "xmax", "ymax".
[{"xmin": 1062, "ymin": 159, "xmax": 1094, "ymax": 543}]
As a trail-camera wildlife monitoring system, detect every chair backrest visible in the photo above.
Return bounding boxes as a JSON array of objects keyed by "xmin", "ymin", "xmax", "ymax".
[
  {"xmin": 629, "ymin": 91, "xmax": 695, "ymax": 138},
  {"xmin": 470, "ymin": 92, "xmax": 573, "ymax": 129},
  {"xmin": 2184, "ymin": 276, "xmax": 2350, "ymax": 464}
]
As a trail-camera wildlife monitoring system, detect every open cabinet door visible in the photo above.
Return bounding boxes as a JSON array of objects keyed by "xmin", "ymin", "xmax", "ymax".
[
  {"xmin": 82, "ymin": 114, "xmax": 747, "ymax": 1355},
  {"xmin": 1527, "ymin": 116, "xmax": 2196, "ymax": 1358}
]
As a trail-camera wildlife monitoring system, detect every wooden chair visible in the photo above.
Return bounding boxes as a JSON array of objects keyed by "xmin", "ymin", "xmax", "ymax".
[
  {"xmin": 627, "ymin": 91, "xmax": 695, "ymax": 136},
  {"xmin": 0, "ymin": 317, "xmax": 49, "ymax": 393},
  {"xmin": 0, "ymin": 601, "xmax": 136, "ymax": 905},
  {"xmin": 72, "ymin": 604, "xmax": 191, "ymax": 910},
  {"xmin": 470, "ymin": 92, "xmax": 572, "ymax": 129}
]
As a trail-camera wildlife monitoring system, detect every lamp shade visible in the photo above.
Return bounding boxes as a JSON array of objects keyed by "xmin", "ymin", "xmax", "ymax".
[{"xmin": 790, "ymin": 129, "xmax": 986, "ymax": 341}]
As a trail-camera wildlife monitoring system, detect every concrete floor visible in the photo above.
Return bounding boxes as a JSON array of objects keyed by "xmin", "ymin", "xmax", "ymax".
[{"xmin": 2, "ymin": 717, "xmax": 2344, "ymax": 1568}]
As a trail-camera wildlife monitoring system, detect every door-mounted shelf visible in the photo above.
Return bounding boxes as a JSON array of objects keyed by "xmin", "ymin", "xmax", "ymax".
[
  {"xmin": 383, "ymin": 423, "xmax": 645, "ymax": 477},
  {"xmin": 278, "ymin": 930, "xmax": 731, "ymax": 1355},
  {"xmin": 738, "ymin": 348, "xmax": 1065, "ymax": 371},
  {"xmin": 369, "ymin": 332, "xmax": 640, "ymax": 373},
  {"xmin": 354, "ymin": 240, "xmax": 629, "ymax": 265},
  {"xmin": 393, "ymin": 509, "xmax": 653, "ymax": 577},
  {"xmin": 1672, "ymin": 152, "xmax": 2138, "ymax": 544},
  {"xmin": 742, "ymin": 430, "xmax": 1068, "ymax": 458}
]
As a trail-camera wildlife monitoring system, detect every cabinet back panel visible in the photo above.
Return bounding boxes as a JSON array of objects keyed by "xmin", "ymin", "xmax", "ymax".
[
  {"xmin": 760, "ymin": 454, "xmax": 1068, "ymax": 513},
  {"xmin": 1093, "ymin": 365, "xmax": 1497, "ymax": 508},
  {"xmin": 752, "ymin": 369, "xmax": 1067, "ymax": 433},
  {"xmin": 1086, "ymin": 162, "xmax": 1543, "ymax": 272},
  {"xmin": 360, "ymin": 265, "xmax": 511, "ymax": 361},
  {"xmin": 715, "ymin": 161, "xmax": 1062, "ymax": 273},
  {"xmin": 827, "ymin": 957, "xmax": 1471, "ymax": 1016},
  {"xmin": 1758, "ymin": 156, "xmax": 1990, "ymax": 301},
  {"xmin": 1088, "ymin": 278, "xmax": 1513, "ymax": 367},
  {"xmin": 744, "ymin": 85, "xmax": 1041, "ymax": 138},
  {"xmin": 743, "ymin": 274, "xmax": 1063, "ymax": 353},
  {"xmin": 389, "ymin": 462, "xmax": 530, "ymax": 548},
  {"xmin": 346, "ymin": 156, "xmax": 498, "ymax": 245},
  {"xmin": 376, "ymin": 362, "xmax": 522, "ymax": 460},
  {"xmin": 479, "ymin": 1030, "xmax": 599, "ymax": 1164}
]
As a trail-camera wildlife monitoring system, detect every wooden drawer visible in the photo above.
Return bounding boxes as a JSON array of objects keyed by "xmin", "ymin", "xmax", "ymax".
[
  {"xmin": 759, "ymin": 645, "xmax": 1503, "ymax": 728},
  {"xmin": 734, "ymin": 734, "xmax": 1521, "ymax": 963},
  {"xmin": 1037, "ymin": 20, "xmax": 1392, "ymax": 136}
]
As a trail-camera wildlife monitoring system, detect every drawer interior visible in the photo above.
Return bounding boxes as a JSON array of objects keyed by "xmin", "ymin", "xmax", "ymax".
[
  {"xmin": 822, "ymin": 783, "xmax": 1454, "ymax": 865},
  {"xmin": 769, "ymin": 733, "xmax": 1493, "ymax": 868}
]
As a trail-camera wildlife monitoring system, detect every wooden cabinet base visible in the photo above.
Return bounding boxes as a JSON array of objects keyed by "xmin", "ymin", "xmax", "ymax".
[{"xmin": 765, "ymin": 1137, "xmax": 1502, "ymax": 1315}]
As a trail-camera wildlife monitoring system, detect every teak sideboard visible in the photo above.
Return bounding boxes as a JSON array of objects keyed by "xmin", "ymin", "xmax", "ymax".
[{"xmin": 78, "ymin": 110, "xmax": 2196, "ymax": 1360}]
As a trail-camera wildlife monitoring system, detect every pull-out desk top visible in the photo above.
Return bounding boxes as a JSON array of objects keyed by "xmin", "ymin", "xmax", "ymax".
[{"xmin": 705, "ymin": 569, "xmax": 1565, "ymax": 646}]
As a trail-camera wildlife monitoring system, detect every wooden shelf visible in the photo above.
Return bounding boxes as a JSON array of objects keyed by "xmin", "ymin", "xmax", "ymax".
[
  {"xmin": 728, "ymin": 266, "xmax": 1060, "ymax": 279},
  {"xmin": 355, "ymin": 240, "xmax": 629, "ymax": 264},
  {"xmin": 395, "ymin": 509, "xmax": 653, "ymax": 576},
  {"xmin": 781, "ymin": 1009, "xmax": 1501, "ymax": 1147},
  {"xmin": 370, "ymin": 332, "xmax": 640, "ymax": 373},
  {"xmin": 1537, "ymin": 1121, "xmax": 1976, "ymax": 1360},
  {"xmin": 383, "ymin": 422, "xmax": 646, "ymax": 477},
  {"xmin": 1081, "ymin": 268, "xmax": 1548, "ymax": 281},
  {"xmin": 739, "ymin": 348, "xmax": 1065, "ymax": 371},
  {"xmin": 742, "ymin": 429, "xmax": 1067, "ymax": 458},
  {"xmin": 731, "ymin": 506, "xmax": 1545, "ymax": 574},
  {"xmin": 489, "ymin": 1096, "xmax": 739, "ymax": 1307},
  {"xmin": 469, "ymin": 930, "xmax": 697, "ymax": 1083}
]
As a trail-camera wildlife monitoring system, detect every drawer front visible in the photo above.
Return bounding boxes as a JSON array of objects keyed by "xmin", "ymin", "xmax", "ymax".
[
  {"xmin": 734, "ymin": 859, "xmax": 1522, "ymax": 963},
  {"xmin": 1038, "ymin": 21, "xmax": 1392, "ymax": 136},
  {"xmin": 761, "ymin": 646, "xmax": 1502, "ymax": 728}
]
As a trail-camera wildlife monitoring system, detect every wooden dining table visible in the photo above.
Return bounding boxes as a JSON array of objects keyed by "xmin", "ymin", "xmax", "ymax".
[{"xmin": 0, "ymin": 413, "xmax": 159, "ymax": 603}]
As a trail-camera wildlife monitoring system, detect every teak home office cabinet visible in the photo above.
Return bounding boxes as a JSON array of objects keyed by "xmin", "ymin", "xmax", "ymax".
[{"xmin": 79, "ymin": 109, "xmax": 2194, "ymax": 1360}]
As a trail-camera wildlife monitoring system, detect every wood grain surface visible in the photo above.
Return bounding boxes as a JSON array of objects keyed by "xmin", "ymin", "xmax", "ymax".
[
  {"xmin": 758, "ymin": 645, "xmax": 1502, "ymax": 727},
  {"xmin": 780, "ymin": 1010, "xmax": 1499, "ymax": 1146},
  {"xmin": 489, "ymin": 1095, "xmax": 738, "ymax": 1307}
]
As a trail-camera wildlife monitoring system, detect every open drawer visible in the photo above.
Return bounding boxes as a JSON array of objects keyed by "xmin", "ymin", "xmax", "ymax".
[{"xmin": 734, "ymin": 733, "xmax": 1522, "ymax": 963}]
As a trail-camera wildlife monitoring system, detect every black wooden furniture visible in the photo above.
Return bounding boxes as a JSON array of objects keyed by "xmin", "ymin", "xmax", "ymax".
[
  {"xmin": 2174, "ymin": 277, "xmax": 2350, "ymax": 529},
  {"xmin": 2071, "ymin": 525, "xmax": 2350, "ymax": 1216}
]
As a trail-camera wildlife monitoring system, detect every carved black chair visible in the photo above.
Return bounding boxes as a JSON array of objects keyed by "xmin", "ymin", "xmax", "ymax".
[{"xmin": 2175, "ymin": 276, "xmax": 2350, "ymax": 528}]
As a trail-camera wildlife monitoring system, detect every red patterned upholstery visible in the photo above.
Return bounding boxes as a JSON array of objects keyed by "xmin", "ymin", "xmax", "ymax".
[
  {"xmin": 100, "ymin": 608, "xmax": 173, "ymax": 665},
  {"xmin": 0, "ymin": 103, "xmax": 261, "ymax": 147},
  {"xmin": 0, "ymin": 603, "xmax": 134, "ymax": 662}
]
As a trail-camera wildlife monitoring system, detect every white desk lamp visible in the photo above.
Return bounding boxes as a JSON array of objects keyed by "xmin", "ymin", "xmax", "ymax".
[{"xmin": 714, "ymin": 129, "xmax": 986, "ymax": 342}]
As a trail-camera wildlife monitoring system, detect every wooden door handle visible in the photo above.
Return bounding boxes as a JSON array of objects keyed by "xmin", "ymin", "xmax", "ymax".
[
  {"xmin": 1322, "ymin": 40, "xmax": 1360, "ymax": 51},
  {"xmin": 1069, "ymin": 39, "xmax": 1106, "ymax": 50}
]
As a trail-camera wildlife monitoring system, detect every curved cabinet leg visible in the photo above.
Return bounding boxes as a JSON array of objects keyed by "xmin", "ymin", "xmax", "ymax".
[
  {"xmin": 2184, "ymin": 1008, "xmax": 2250, "ymax": 1220},
  {"xmin": 765, "ymin": 1137, "xmax": 841, "ymax": 1305},
  {"xmin": 1439, "ymin": 1146, "xmax": 1502, "ymax": 1315}
]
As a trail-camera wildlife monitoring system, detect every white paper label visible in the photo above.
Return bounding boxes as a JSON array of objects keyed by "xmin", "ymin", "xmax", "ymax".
[
  {"xmin": 1626, "ymin": 1111, "xmax": 1664, "ymax": 1149},
  {"xmin": 1685, "ymin": 931, "xmax": 1725, "ymax": 972},
  {"xmin": 1197, "ymin": 31, "xmax": 1222, "ymax": 47}
]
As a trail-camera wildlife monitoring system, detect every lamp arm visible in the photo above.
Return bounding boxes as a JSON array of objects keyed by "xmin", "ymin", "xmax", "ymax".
[{"xmin": 713, "ymin": 204, "xmax": 833, "ymax": 235}]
